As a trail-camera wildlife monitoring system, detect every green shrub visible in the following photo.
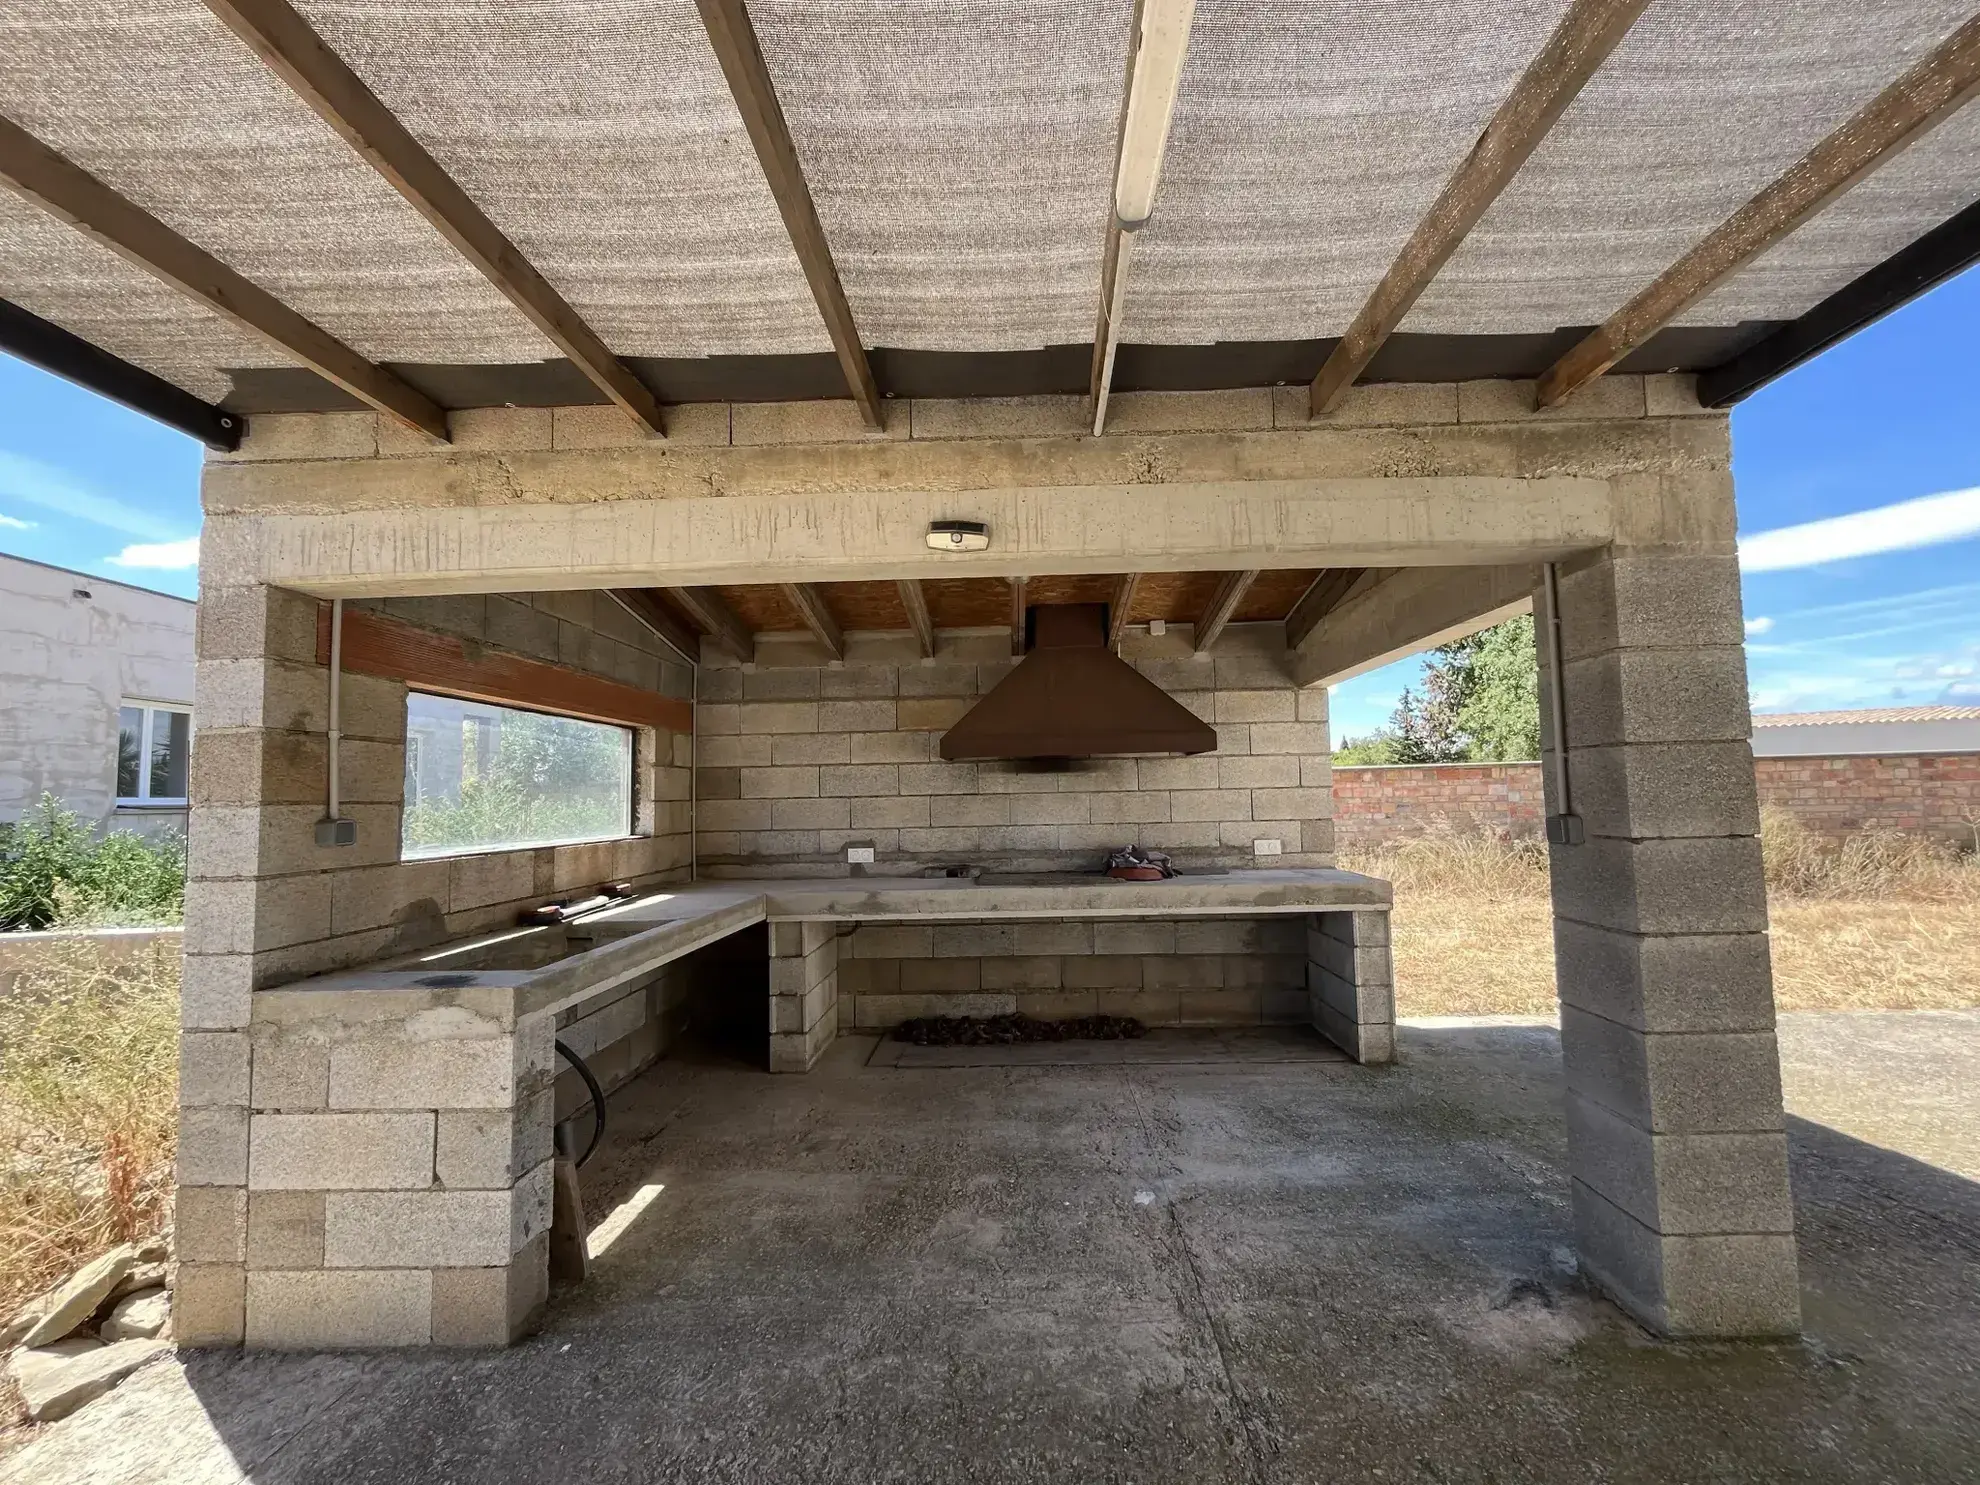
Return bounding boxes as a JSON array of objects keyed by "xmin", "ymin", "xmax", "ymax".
[{"xmin": 0, "ymin": 795, "xmax": 186, "ymax": 931}]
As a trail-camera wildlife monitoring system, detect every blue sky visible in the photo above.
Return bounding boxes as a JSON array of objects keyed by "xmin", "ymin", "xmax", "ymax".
[
  {"xmin": 1330, "ymin": 264, "xmax": 1980, "ymax": 739},
  {"xmin": 2, "ymin": 267, "xmax": 1978, "ymax": 707}
]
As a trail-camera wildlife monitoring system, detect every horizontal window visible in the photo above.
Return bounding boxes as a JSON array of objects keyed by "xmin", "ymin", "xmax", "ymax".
[
  {"xmin": 117, "ymin": 703, "xmax": 191, "ymax": 806},
  {"xmin": 402, "ymin": 692, "xmax": 634, "ymax": 860}
]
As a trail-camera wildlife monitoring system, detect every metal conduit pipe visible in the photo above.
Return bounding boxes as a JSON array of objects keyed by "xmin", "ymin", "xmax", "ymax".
[{"xmin": 1540, "ymin": 561, "xmax": 1584, "ymax": 846}]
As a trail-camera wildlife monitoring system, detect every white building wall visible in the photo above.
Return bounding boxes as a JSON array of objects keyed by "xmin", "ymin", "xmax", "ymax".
[{"xmin": 0, "ymin": 553, "xmax": 195, "ymax": 834}]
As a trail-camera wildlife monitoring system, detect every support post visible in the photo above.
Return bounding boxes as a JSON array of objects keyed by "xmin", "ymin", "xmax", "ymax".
[
  {"xmin": 1306, "ymin": 911, "xmax": 1394, "ymax": 1064},
  {"xmin": 768, "ymin": 920, "xmax": 839, "ymax": 1072}
]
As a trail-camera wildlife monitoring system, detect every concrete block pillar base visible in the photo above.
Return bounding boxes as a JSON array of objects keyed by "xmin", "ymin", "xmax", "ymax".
[
  {"xmin": 1546, "ymin": 549, "xmax": 1800, "ymax": 1338},
  {"xmin": 770, "ymin": 920, "xmax": 839, "ymax": 1071},
  {"xmin": 1307, "ymin": 911, "xmax": 1394, "ymax": 1063}
]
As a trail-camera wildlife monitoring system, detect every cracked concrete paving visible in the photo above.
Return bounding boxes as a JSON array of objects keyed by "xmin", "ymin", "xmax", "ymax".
[{"xmin": 6, "ymin": 1012, "xmax": 1978, "ymax": 1484}]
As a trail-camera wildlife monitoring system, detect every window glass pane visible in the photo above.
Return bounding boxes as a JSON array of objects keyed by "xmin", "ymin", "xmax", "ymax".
[
  {"xmin": 149, "ymin": 709, "xmax": 190, "ymax": 800},
  {"xmin": 117, "ymin": 707, "xmax": 143, "ymax": 799},
  {"xmin": 401, "ymin": 692, "xmax": 634, "ymax": 860}
]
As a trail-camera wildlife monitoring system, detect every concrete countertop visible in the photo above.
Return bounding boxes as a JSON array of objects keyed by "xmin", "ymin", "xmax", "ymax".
[{"xmin": 277, "ymin": 868, "xmax": 1391, "ymax": 1022}]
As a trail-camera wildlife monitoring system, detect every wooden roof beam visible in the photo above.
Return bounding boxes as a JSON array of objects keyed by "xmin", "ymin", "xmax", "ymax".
[
  {"xmin": 1193, "ymin": 570, "xmax": 1258, "ymax": 655},
  {"xmin": 1309, "ymin": 0, "xmax": 1650, "ymax": 416},
  {"xmin": 668, "ymin": 587, "xmax": 755, "ymax": 663},
  {"xmin": 606, "ymin": 589, "xmax": 702, "ymax": 667},
  {"xmin": 200, "ymin": 0, "xmax": 664, "ymax": 437},
  {"xmin": 693, "ymin": 0, "xmax": 883, "ymax": 429},
  {"xmin": 1107, "ymin": 573, "xmax": 1142, "ymax": 651},
  {"xmin": 782, "ymin": 583, "xmax": 845, "ymax": 661},
  {"xmin": 0, "ymin": 114, "xmax": 447, "ymax": 440},
  {"xmin": 1539, "ymin": 13, "xmax": 1980, "ymax": 408},
  {"xmin": 1285, "ymin": 568, "xmax": 1368, "ymax": 650},
  {"xmin": 898, "ymin": 580, "xmax": 937, "ymax": 660}
]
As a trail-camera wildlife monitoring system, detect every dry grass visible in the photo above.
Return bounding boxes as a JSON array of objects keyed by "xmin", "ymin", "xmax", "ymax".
[
  {"xmin": 0, "ymin": 941, "xmax": 177, "ymax": 1325},
  {"xmin": 1346, "ymin": 811, "xmax": 1980, "ymax": 1019}
]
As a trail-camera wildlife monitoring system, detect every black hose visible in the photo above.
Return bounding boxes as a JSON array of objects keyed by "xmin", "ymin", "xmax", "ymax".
[{"xmin": 553, "ymin": 1038, "xmax": 606, "ymax": 1167}]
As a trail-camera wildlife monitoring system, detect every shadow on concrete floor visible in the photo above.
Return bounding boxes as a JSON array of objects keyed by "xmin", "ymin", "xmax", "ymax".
[{"xmin": 6, "ymin": 1020, "xmax": 1978, "ymax": 1484}]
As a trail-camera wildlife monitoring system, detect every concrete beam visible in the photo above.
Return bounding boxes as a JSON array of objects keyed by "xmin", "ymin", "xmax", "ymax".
[
  {"xmin": 205, "ymin": 475, "xmax": 1606, "ymax": 599},
  {"xmin": 1289, "ymin": 563, "xmax": 1539, "ymax": 688}
]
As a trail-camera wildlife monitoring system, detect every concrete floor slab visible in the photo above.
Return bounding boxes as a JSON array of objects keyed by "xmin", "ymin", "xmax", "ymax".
[{"xmin": 6, "ymin": 1013, "xmax": 1978, "ymax": 1483}]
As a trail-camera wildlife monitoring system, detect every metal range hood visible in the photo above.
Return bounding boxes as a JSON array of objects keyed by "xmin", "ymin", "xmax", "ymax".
[{"xmin": 940, "ymin": 603, "xmax": 1217, "ymax": 761}]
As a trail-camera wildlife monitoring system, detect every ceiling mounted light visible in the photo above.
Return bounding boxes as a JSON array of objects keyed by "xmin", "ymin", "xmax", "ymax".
[{"xmin": 1113, "ymin": 0, "xmax": 1197, "ymax": 229}]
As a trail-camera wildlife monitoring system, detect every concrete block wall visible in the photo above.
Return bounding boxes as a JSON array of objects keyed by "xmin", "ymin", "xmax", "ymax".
[
  {"xmin": 178, "ymin": 581, "xmax": 695, "ymax": 1347},
  {"xmin": 1307, "ymin": 911, "xmax": 1395, "ymax": 1063},
  {"xmin": 769, "ymin": 920, "xmax": 840, "ymax": 1071},
  {"xmin": 1544, "ymin": 547, "xmax": 1801, "ymax": 1338},
  {"xmin": 177, "ymin": 985, "xmax": 556, "ymax": 1349},
  {"xmin": 698, "ymin": 622, "xmax": 1331, "ymax": 877},
  {"xmin": 836, "ymin": 916, "xmax": 1310, "ymax": 1030}
]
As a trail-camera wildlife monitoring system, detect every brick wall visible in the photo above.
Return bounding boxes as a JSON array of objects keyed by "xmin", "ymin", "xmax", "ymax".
[
  {"xmin": 696, "ymin": 621, "xmax": 1333, "ymax": 876},
  {"xmin": 1334, "ymin": 755, "xmax": 1980, "ymax": 847}
]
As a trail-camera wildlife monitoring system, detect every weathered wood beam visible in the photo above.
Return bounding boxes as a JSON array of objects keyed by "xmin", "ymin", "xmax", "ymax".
[
  {"xmin": 1699, "ymin": 196, "xmax": 1980, "ymax": 406},
  {"xmin": 201, "ymin": 0, "xmax": 665, "ymax": 437},
  {"xmin": 1308, "ymin": 0, "xmax": 1649, "ymax": 416},
  {"xmin": 606, "ymin": 589, "xmax": 702, "ymax": 666},
  {"xmin": 1539, "ymin": 13, "xmax": 1980, "ymax": 408},
  {"xmin": 0, "ymin": 297, "xmax": 244, "ymax": 450},
  {"xmin": 1284, "ymin": 568, "xmax": 1367, "ymax": 650},
  {"xmin": 668, "ymin": 586, "xmax": 755, "ymax": 662},
  {"xmin": 1087, "ymin": 0, "xmax": 1148, "ymax": 432},
  {"xmin": 898, "ymin": 579, "xmax": 936, "ymax": 659},
  {"xmin": 693, "ymin": 0, "xmax": 883, "ymax": 429},
  {"xmin": 0, "ymin": 114, "xmax": 448, "ymax": 440},
  {"xmin": 1009, "ymin": 576, "xmax": 1028, "ymax": 657},
  {"xmin": 781, "ymin": 582, "xmax": 845, "ymax": 661},
  {"xmin": 1193, "ymin": 569, "xmax": 1258, "ymax": 655},
  {"xmin": 1107, "ymin": 573, "xmax": 1142, "ymax": 650}
]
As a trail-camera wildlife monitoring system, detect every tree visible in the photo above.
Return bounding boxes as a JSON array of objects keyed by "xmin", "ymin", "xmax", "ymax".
[{"xmin": 1332, "ymin": 616, "xmax": 1540, "ymax": 765}]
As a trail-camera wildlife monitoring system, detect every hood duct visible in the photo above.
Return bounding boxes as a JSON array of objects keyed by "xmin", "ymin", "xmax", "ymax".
[{"xmin": 939, "ymin": 603, "xmax": 1217, "ymax": 761}]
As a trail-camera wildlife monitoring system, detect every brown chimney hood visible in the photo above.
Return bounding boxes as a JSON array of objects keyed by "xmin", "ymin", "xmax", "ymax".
[{"xmin": 940, "ymin": 604, "xmax": 1217, "ymax": 760}]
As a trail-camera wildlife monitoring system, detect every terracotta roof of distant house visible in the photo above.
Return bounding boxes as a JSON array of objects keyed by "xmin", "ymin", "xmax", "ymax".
[{"xmin": 1752, "ymin": 706, "xmax": 1980, "ymax": 727}]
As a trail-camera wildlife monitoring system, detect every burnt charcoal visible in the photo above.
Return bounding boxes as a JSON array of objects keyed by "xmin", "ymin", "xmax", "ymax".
[{"xmin": 892, "ymin": 1013, "xmax": 1146, "ymax": 1046}]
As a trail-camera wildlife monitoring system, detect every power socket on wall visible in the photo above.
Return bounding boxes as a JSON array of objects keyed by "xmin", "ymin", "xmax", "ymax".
[
  {"xmin": 1252, "ymin": 838, "xmax": 1283, "ymax": 856},
  {"xmin": 846, "ymin": 845, "xmax": 877, "ymax": 864}
]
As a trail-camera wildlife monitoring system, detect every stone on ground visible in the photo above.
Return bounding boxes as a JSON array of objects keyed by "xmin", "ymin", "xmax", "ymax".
[
  {"xmin": 9, "ymin": 1338, "xmax": 168, "ymax": 1423},
  {"xmin": 19, "ymin": 1244, "xmax": 136, "ymax": 1348},
  {"xmin": 100, "ymin": 1289, "xmax": 171, "ymax": 1343},
  {"xmin": 107, "ymin": 1263, "xmax": 170, "ymax": 1304}
]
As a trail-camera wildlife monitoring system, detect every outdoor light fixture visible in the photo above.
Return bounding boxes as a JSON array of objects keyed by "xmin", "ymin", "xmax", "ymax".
[
  {"xmin": 927, "ymin": 520, "xmax": 990, "ymax": 552},
  {"xmin": 1093, "ymin": 0, "xmax": 1197, "ymax": 437},
  {"xmin": 1113, "ymin": 0, "xmax": 1196, "ymax": 230}
]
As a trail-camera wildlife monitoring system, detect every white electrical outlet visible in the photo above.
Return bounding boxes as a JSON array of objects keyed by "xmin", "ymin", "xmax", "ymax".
[
  {"xmin": 1253, "ymin": 837, "xmax": 1283, "ymax": 857},
  {"xmin": 1148, "ymin": 619, "xmax": 1166, "ymax": 636},
  {"xmin": 846, "ymin": 845, "xmax": 876, "ymax": 864}
]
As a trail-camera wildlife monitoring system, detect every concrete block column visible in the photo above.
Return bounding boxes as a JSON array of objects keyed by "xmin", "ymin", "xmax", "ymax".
[
  {"xmin": 1306, "ymin": 911, "xmax": 1394, "ymax": 1063},
  {"xmin": 769, "ymin": 920, "xmax": 839, "ymax": 1071},
  {"xmin": 1544, "ymin": 548, "xmax": 1800, "ymax": 1337}
]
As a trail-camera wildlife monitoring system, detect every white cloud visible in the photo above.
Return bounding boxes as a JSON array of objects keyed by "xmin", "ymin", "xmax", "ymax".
[
  {"xmin": 1739, "ymin": 486, "xmax": 1980, "ymax": 573},
  {"xmin": 105, "ymin": 536, "xmax": 200, "ymax": 571},
  {"xmin": 1744, "ymin": 616, "xmax": 1774, "ymax": 636},
  {"xmin": 0, "ymin": 450, "xmax": 183, "ymax": 541},
  {"xmin": 0, "ymin": 513, "xmax": 34, "ymax": 530}
]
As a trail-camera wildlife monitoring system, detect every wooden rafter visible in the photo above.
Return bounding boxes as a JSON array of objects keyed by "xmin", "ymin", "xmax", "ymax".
[
  {"xmin": 1107, "ymin": 573, "xmax": 1142, "ymax": 650},
  {"xmin": 668, "ymin": 586, "xmax": 755, "ymax": 663},
  {"xmin": 693, "ymin": 0, "xmax": 883, "ymax": 429},
  {"xmin": 1538, "ymin": 13, "xmax": 1980, "ymax": 408},
  {"xmin": 606, "ymin": 589, "xmax": 702, "ymax": 666},
  {"xmin": 1193, "ymin": 570, "xmax": 1258, "ymax": 654},
  {"xmin": 781, "ymin": 583, "xmax": 845, "ymax": 661},
  {"xmin": 898, "ymin": 580, "xmax": 937, "ymax": 659},
  {"xmin": 0, "ymin": 114, "xmax": 448, "ymax": 440},
  {"xmin": 1285, "ymin": 568, "xmax": 1368, "ymax": 650},
  {"xmin": 1009, "ymin": 576, "xmax": 1028, "ymax": 657},
  {"xmin": 1309, "ymin": 0, "xmax": 1649, "ymax": 416},
  {"xmin": 201, "ymin": 0, "xmax": 665, "ymax": 437},
  {"xmin": 1088, "ymin": 0, "xmax": 1149, "ymax": 429}
]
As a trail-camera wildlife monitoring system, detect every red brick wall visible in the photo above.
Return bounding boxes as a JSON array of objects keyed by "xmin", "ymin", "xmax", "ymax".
[{"xmin": 1335, "ymin": 755, "xmax": 1980, "ymax": 847}]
